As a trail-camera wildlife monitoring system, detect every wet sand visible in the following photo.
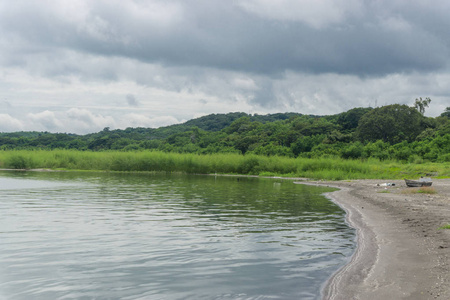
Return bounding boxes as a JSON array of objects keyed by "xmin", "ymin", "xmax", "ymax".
[{"xmin": 311, "ymin": 179, "xmax": 450, "ymax": 300}]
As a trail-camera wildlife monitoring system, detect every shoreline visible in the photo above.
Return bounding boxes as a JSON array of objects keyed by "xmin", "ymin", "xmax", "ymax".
[{"xmin": 311, "ymin": 179, "xmax": 450, "ymax": 300}]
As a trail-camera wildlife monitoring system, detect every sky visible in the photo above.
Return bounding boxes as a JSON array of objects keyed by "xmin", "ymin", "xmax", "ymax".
[{"xmin": 1, "ymin": 0, "xmax": 449, "ymax": 134}]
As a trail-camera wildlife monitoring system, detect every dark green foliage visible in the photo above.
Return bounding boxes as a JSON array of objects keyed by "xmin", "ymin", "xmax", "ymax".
[
  {"xmin": 183, "ymin": 112, "xmax": 248, "ymax": 131},
  {"xmin": 1, "ymin": 103, "xmax": 449, "ymax": 163},
  {"xmin": 291, "ymin": 135, "xmax": 326, "ymax": 156},
  {"xmin": 362, "ymin": 140, "xmax": 389, "ymax": 160},
  {"xmin": 4, "ymin": 154, "xmax": 35, "ymax": 169},
  {"xmin": 441, "ymin": 107, "xmax": 450, "ymax": 118},
  {"xmin": 224, "ymin": 116, "xmax": 255, "ymax": 134},
  {"xmin": 249, "ymin": 143, "xmax": 293, "ymax": 157},
  {"xmin": 356, "ymin": 104, "xmax": 429, "ymax": 144},
  {"xmin": 237, "ymin": 156, "xmax": 261, "ymax": 174},
  {"xmin": 341, "ymin": 142, "xmax": 364, "ymax": 159},
  {"xmin": 438, "ymin": 123, "xmax": 450, "ymax": 136},
  {"xmin": 336, "ymin": 107, "xmax": 372, "ymax": 132},
  {"xmin": 181, "ymin": 112, "xmax": 302, "ymax": 131},
  {"xmin": 323, "ymin": 130, "xmax": 352, "ymax": 144}
]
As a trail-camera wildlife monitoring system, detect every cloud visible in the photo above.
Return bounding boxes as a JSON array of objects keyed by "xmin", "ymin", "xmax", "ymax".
[
  {"xmin": 126, "ymin": 94, "xmax": 139, "ymax": 107},
  {"xmin": 2, "ymin": 100, "xmax": 12, "ymax": 109},
  {"xmin": 0, "ymin": 114, "xmax": 24, "ymax": 132},
  {"xmin": 11, "ymin": 108, "xmax": 116, "ymax": 133},
  {"xmin": 27, "ymin": 110, "xmax": 64, "ymax": 131},
  {"xmin": 65, "ymin": 108, "xmax": 115, "ymax": 133},
  {"xmin": 238, "ymin": 0, "xmax": 363, "ymax": 29},
  {"xmin": 0, "ymin": 1, "xmax": 449, "ymax": 134},
  {"xmin": 0, "ymin": 107, "xmax": 182, "ymax": 134},
  {"xmin": 122, "ymin": 113, "xmax": 179, "ymax": 128},
  {"xmin": 262, "ymin": 71, "xmax": 450, "ymax": 117},
  {"xmin": 2, "ymin": 0, "xmax": 449, "ymax": 77},
  {"xmin": 250, "ymin": 79, "xmax": 275, "ymax": 108}
]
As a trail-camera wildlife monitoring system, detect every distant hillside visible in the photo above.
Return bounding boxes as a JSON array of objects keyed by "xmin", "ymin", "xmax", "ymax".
[
  {"xmin": 183, "ymin": 112, "xmax": 249, "ymax": 131},
  {"xmin": 82, "ymin": 112, "xmax": 305, "ymax": 141},
  {"xmin": 1, "ymin": 106, "xmax": 449, "ymax": 163}
]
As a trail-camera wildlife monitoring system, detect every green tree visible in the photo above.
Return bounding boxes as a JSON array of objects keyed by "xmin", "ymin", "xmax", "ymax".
[
  {"xmin": 440, "ymin": 107, "xmax": 450, "ymax": 118},
  {"xmin": 291, "ymin": 134, "xmax": 326, "ymax": 156},
  {"xmin": 298, "ymin": 118, "xmax": 338, "ymax": 136},
  {"xmin": 224, "ymin": 116, "xmax": 253, "ymax": 134},
  {"xmin": 413, "ymin": 97, "xmax": 431, "ymax": 115},
  {"xmin": 341, "ymin": 142, "xmax": 364, "ymax": 159},
  {"xmin": 336, "ymin": 107, "xmax": 372, "ymax": 132},
  {"xmin": 356, "ymin": 104, "xmax": 427, "ymax": 144}
]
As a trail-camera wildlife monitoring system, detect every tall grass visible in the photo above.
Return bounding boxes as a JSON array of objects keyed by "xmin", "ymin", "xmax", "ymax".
[{"xmin": 0, "ymin": 150, "xmax": 449, "ymax": 180}]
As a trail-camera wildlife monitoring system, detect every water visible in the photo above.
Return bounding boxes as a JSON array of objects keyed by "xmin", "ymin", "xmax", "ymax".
[{"xmin": 0, "ymin": 171, "xmax": 355, "ymax": 300}]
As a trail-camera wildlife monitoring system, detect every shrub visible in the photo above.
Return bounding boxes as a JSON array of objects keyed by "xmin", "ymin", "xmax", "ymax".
[
  {"xmin": 341, "ymin": 142, "xmax": 363, "ymax": 159},
  {"xmin": 5, "ymin": 154, "xmax": 35, "ymax": 169}
]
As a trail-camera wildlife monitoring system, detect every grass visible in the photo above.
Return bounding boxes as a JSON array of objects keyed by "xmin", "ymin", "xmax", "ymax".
[
  {"xmin": 416, "ymin": 187, "xmax": 437, "ymax": 194},
  {"xmin": 377, "ymin": 190, "xmax": 391, "ymax": 193},
  {"xmin": 401, "ymin": 187, "xmax": 437, "ymax": 194},
  {"xmin": 438, "ymin": 224, "xmax": 450, "ymax": 230},
  {"xmin": 0, "ymin": 149, "xmax": 449, "ymax": 180}
]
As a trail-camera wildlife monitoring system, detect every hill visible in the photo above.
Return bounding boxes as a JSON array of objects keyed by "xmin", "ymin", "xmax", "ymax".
[{"xmin": 0, "ymin": 106, "xmax": 449, "ymax": 163}]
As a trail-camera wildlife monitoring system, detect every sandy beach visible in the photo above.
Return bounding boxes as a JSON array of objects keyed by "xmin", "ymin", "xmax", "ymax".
[{"xmin": 311, "ymin": 179, "xmax": 450, "ymax": 300}]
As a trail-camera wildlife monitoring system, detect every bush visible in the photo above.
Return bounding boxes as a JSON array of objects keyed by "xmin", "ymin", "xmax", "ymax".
[
  {"xmin": 5, "ymin": 154, "xmax": 35, "ymax": 169},
  {"xmin": 341, "ymin": 142, "xmax": 363, "ymax": 159},
  {"xmin": 237, "ymin": 156, "xmax": 260, "ymax": 174},
  {"xmin": 437, "ymin": 153, "xmax": 450, "ymax": 162},
  {"xmin": 408, "ymin": 155, "xmax": 424, "ymax": 164}
]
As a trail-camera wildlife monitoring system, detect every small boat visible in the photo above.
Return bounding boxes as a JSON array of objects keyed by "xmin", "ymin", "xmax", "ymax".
[{"xmin": 405, "ymin": 177, "xmax": 432, "ymax": 187}]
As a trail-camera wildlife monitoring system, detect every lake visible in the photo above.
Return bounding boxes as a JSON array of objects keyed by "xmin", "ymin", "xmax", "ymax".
[{"xmin": 0, "ymin": 171, "xmax": 355, "ymax": 300}]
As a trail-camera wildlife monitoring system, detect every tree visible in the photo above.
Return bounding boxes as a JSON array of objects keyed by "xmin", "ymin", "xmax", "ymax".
[
  {"xmin": 413, "ymin": 97, "xmax": 431, "ymax": 115},
  {"xmin": 440, "ymin": 107, "xmax": 450, "ymax": 118},
  {"xmin": 356, "ymin": 104, "xmax": 427, "ymax": 144},
  {"xmin": 297, "ymin": 118, "xmax": 338, "ymax": 136},
  {"xmin": 224, "ymin": 116, "xmax": 253, "ymax": 134},
  {"xmin": 336, "ymin": 107, "xmax": 373, "ymax": 132}
]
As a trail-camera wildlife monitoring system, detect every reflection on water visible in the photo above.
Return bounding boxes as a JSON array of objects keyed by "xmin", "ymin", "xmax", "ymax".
[{"xmin": 0, "ymin": 171, "xmax": 355, "ymax": 300}]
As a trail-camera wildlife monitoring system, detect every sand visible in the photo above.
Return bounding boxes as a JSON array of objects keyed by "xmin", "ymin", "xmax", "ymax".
[{"xmin": 309, "ymin": 179, "xmax": 450, "ymax": 300}]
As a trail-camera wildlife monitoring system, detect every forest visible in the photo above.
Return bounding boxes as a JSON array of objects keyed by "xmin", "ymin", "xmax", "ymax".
[{"xmin": 1, "ymin": 101, "xmax": 450, "ymax": 164}]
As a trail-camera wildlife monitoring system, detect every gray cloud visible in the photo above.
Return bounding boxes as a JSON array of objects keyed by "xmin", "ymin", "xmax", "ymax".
[
  {"xmin": 2, "ymin": 100, "xmax": 12, "ymax": 108},
  {"xmin": 126, "ymin": 94, "xmax": 139, "ymax": 107},
  {"xmin": 2, "ymin": 0, "xmax": 450, "ymax": 77},
  {"xmin": 0, "ymin": 0, "xmax": 449, "ymax": 133}
]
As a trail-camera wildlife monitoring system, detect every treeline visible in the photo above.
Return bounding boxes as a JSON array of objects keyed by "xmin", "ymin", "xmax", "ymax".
[{"xmin": 1, "ymin": 103, "xmax": 449, "ymax": 163}]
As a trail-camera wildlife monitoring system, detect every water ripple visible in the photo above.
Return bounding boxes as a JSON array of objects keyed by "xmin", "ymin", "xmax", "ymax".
[{"xmin": 0, "ymin": 173, "xmax": 355, "ymax": 300}]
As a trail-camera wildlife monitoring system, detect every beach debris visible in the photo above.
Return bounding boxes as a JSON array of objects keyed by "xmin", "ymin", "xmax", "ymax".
[{"xmin": 377, "ymin": 183, "xmax": 396, "ymax": 187}]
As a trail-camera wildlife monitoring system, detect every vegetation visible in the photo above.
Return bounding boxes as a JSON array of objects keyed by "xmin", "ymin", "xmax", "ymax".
[
  {"xmin": 377, "ymin": 190, "xmax": 391, "ymax": 193},
  {"xmin": 0, "ymin": 100, "xmax": 449, "ymax": 179},
  {"xmin": 401, "ymin": 187, "xmax": 437, "ymax": 194},
  {"xmin": 414, "ymin": 97, "xmax": 432, "ymax": 115},
  {"xmin": 0, "ymin": 150, "xmax": 449, "ymax": 180},
  {"xmin": 438, "ymin": 224, "xmax": 450, "ymax": 230},
  {"xmin": 355, "ymin": 104, "xmax": 429, "ymax": 144}
]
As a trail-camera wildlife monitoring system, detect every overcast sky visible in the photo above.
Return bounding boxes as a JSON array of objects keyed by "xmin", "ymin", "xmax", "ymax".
[{"xmin": 1, "ymin": 0, "xmax": 449, "ymax": 134}]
